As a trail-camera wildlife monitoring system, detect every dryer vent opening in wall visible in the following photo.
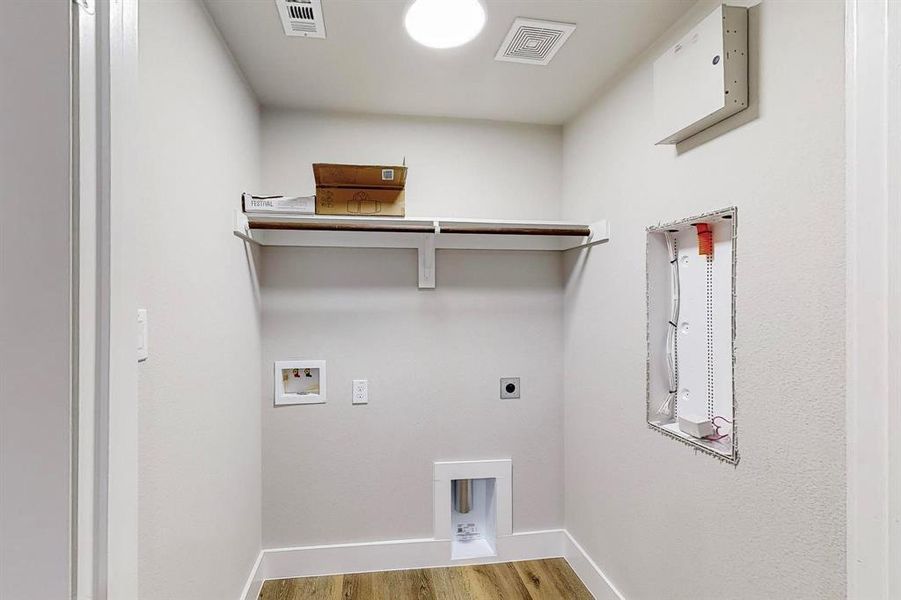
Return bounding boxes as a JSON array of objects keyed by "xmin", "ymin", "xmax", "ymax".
[
  {"xmin": 450, "ymin": 478, "xmax": 496, "ymax": 559},
  {"xmin": 434, "ymin": 460, "xmax": 512, "ymax": 561},
  {"xmin": 276, "ymin": 0, "xmax": 326, "ymax": 38}
]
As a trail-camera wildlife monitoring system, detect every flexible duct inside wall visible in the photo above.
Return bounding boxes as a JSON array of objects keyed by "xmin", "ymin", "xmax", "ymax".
[{"xmin": 453, "ymin": 479, "xmax": 472, "ymax": 514}]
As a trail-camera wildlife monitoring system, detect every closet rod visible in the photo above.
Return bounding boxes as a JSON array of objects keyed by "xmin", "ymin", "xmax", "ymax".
[
  {"xmin": 439, "ymin": 225, "xmax": 590, "ymax": 236},
  {"xmin": 249, "ymin": 221, "xmax": 591, "ymax": 237},
  {"xmin": 250, "ymin": 221, "xmax": 434, "ymax": 233}
]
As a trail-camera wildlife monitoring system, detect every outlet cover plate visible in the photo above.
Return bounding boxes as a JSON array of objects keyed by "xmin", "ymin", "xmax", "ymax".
[
  {"xmin": 500, "ymin": 377, "xmax": 520, "ymax": 399},
  {"xmin": 137, "ymin": 308, "xmax": 148, "ymax": 362},
  {"xmin": 352, "ymin": 379, "xmax": 368, "ymax": 405}
]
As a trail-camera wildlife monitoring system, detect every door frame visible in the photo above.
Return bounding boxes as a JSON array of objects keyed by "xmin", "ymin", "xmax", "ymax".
[
  {"xmin": 845, "ymin": 0, "xmax": 901, "ymax": 597},
  {"xmin": 75, "ymin": 0, "xmax": 139, "ymax": 598}
]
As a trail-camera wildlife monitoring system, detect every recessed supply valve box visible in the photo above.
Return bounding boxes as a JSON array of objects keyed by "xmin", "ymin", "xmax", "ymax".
[{"xmin": 653, "ymin": 4, "xmax": 749, "ymax": 145}]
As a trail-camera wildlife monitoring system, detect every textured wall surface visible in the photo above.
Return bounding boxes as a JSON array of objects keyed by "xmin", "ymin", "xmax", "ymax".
[
  {"xmin": 136, "ymin": 1, "xmax": 262, "ymax": 598},
  {"xmin": 259, "ymin": 112, "xmax": 565, "ymax": 547},
  {"xmin": 560, "ymin": 1, "xmax": 846, "ymax": 599}
]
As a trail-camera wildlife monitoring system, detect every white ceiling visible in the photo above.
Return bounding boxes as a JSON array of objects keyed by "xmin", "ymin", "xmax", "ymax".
[{"xmin": 204, "ymin": 0, "xmax": 694, "ymax": 125}]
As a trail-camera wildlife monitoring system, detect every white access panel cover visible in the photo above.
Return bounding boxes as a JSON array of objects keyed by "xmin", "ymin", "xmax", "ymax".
[{"xmin": 653, "ymin": 5, "xmax": 748, "ymax": 144}]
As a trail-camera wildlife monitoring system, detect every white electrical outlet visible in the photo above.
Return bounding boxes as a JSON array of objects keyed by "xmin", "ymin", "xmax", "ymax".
[{"xmin": 352, "ymin": 379, "xmax": 368, "ymax": 405}]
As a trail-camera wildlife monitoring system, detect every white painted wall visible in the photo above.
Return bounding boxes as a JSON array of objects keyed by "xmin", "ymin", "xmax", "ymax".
[
  {"xmin": 128, "ymin": 0, "xmax": 849, "ymax": 593},
  {"xmin": 259, "ymin": 111, "xmax": 565, "ymax": 547},
  {"xmin": 261, "ymin": 110, "xmax": 562, "ymax": 220},
  {"xmin": 561, "ymin": 1, "xmax": 846, "ymax": 598},
  {"xmin": 136, "ymin": 1, "xmax": 262, "ymax": 598},
  {"xmin": 0, "ymin": 2, "xmax": 72, "ymax": 598}
]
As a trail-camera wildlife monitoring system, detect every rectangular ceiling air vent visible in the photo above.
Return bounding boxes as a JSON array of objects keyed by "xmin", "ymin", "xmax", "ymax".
[
  {"xmin": 495, "ymin": 18, "xmax": 576, "ymax": 66},
  {"xmin": 275, "ymin": 0, "xmax": 326, "ymax": 39}
]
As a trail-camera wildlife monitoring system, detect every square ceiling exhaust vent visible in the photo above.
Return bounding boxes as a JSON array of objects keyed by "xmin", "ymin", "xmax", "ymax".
[
  {"xmin": 495, "ymin": 18, "xmax": 576, "ymax": 65},
  {"xmin": 275, "ymin": 0, "xmax": 326, "ymax": 39}
]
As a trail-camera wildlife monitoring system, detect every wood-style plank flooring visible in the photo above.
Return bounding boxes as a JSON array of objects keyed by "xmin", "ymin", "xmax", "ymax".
[{"xmin": 259, "ymin": 558, "xmax": 594, "ymax": 600}]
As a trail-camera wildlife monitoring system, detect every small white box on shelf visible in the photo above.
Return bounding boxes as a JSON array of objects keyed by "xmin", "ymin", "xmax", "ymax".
[
  {"xmin": 243, "ymin": 193, "xmax": 315, "ymax": 214},
  {"xmin": 274, "ymin": 360, "xmax": 326, "ymax": 405}
]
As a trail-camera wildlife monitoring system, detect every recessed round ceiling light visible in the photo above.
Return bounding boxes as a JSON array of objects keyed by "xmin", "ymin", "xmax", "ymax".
[{"xmin": 404, "ymin": 0, "xmax": 486, "ymax": 49}]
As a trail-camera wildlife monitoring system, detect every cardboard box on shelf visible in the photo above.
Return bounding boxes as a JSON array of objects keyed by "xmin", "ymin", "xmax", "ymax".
[
  {"xmin": 315, "ymin": 188, "xmax": 406, "ymax": 216},
  {"xmin": 313, "ymin": 163, "xmax": 407, "ymax": 216}
]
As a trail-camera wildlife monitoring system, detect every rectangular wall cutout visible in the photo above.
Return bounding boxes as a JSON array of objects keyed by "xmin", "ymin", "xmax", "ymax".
[
  {"xmin": 434, "ymin": 459, "xmax": 512, "ymax": 561},
  {"xmin": 647, "ymin": 208, "xmax": 737, "ymax": 462}
]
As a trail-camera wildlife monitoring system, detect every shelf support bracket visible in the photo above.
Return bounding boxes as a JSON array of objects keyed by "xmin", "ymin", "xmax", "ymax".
[
  {"xmin": 232, "ymin": 208, "xmax": 259, "ymax": 245},
  {"xmin": 418, "ymin": 230, "xmax": 436, "ymax": 289},
  {"xmin": 561, "ymin": 219, "xmax": 610, "ymax": 250}
]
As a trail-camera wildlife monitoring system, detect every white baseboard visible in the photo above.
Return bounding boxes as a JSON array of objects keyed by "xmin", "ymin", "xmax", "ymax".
[
  {"xmin": 239, "ymin": 550, "xmax": 265, "ymax": 600},
  {"xmin": 563, "ymin": 531, "xmax": 624, "ymax": 600},
  {"xmin": 259, "ymin": 529, "xmax": 565, "ymax": 581},
  {"xmin": 239, "ymin": 529, "xmax": 622, "ymax": 600}
]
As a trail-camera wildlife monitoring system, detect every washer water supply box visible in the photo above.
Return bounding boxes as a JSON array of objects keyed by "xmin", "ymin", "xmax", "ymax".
[
  {"xmin": 313, "ymin": 163, "xmax": 407, "ymax": 216},
  {"xmin": 653, "ymin": 4, "xmax": 749, "ymax": 144}
]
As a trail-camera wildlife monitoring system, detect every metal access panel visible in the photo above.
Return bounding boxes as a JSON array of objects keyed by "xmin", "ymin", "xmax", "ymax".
[
  {"xmin": 647, "ymin": 208, "xmax": 737, "ymax": 463},
  {"xmin": 653, "ymin": 5, "xmax": 748, "ymax": 145}
]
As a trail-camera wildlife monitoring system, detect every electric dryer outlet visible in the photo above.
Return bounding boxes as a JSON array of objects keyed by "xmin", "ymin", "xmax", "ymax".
[{"xmin": 500, "ymin": 377, "xmax": 520, "ymax": 399}]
